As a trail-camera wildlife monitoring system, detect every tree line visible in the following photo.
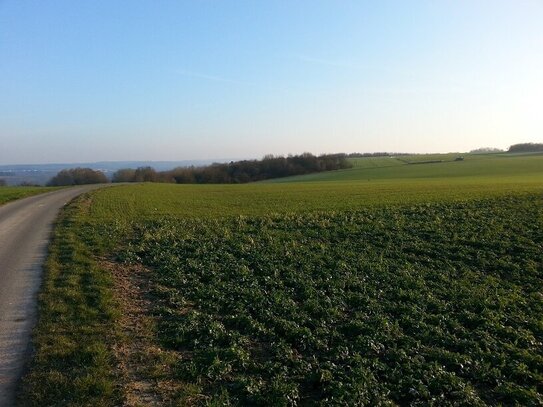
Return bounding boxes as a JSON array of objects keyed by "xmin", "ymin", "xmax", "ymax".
[
  {"xmin": 114, "ymin": 153, "xmax": 351, "ymax": 184},
  {"xmin": 508, "ymin": 143, "xmax": 543, "ymax": 153},
  {"xmin": 45, "ymin": 153, "xmax": 352, "ymax": 186}
]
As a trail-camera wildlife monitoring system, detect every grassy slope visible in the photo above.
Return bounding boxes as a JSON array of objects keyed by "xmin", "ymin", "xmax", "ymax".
[
  {"xmin": 265, "ymin": 153, "xmax": 543, "ymax": 183},
  {"xmin": 0, "ymin": 186, "xmax": 57, "ymax": 205},
  {"xmin": 83, "ymin": 153, "xmax": 543, "ymax": 221}
]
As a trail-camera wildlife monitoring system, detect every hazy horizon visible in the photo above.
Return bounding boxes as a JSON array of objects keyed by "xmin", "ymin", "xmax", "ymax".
[
  {"xmin": 1, "ymin": 1, "xmax": 542, "ymax": 165},
  {"xmin": 0, "ymin": 147, "xmax": 520, "ymax": 168}
]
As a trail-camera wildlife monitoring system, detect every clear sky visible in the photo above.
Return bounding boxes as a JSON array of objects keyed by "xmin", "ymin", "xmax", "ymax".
[{"xmin": 1, "ymin": 1, "xmax": 542, "ymax": 164}]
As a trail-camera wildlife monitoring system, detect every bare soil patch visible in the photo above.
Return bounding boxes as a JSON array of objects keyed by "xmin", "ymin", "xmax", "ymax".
[{"xmin": 102, "ymin": 259, "xmax": 185, "ymax": 406}]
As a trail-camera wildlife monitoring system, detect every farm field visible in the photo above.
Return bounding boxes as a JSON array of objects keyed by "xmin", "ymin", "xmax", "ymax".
[
  {"xmin": 266, "ymin": 152, "xmax": 543, "ymax": 183},
  {"xmin": 20, "ymin": 156, "xmax": 543, "ymax": 405},
  {"xmin": 0, "ymin": 186, "xmax": 57, "ymax": 205}
]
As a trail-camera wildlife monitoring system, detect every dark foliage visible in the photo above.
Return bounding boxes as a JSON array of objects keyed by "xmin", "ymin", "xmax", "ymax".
[
  {"xmin": 469, "ymin": 147, "xmax": 503, "ymax": 154},
  {"xmin": 0, "ymin": 179, "xmax": 6, "ymax": 187},
  {"xmin": 508, "ymin": 143, "xmax": 543, "ymax": 153},
  {"xmin": 47, "ymin": 168, "xmax": 109, "ymax": 186},
  {"xmin": 112, "ymin": 153, "xmax": 352, "ymax": 184},
  {"xmin": 134, "ymin": 167, "xmax": 159, "ymax": 182},
  {"xmin": 111, "ymin": 168, "xmax": 136, "ymax": 183}
]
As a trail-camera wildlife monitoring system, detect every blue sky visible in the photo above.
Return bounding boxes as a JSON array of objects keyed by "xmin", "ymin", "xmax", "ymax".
[{"xmin": 1, "ymin": 1, "xmax": 542, "ymax": 164}]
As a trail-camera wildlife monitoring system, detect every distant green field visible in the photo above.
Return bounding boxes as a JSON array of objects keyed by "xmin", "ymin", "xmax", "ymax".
[
  {"xmin": 348, "ymin": 156, "xmax": 404, "ymax": 169},
  {"xmin": 266, "ymin": 153, "xmax": 543, "ymax": 183},
  {"xmin": 21, "ymin": 154, "xmax": 543, "ymax": 405},
  {"xmin": 0, "ymin": 186, "xmax": 55, "ymax": 205},
  {"xmin": 84, "ymin": 177, "xmax": 543, "ymax": 221}
]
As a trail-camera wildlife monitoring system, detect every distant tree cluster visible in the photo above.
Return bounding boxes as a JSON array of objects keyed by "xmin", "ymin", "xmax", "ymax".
[
  {"xmin": 0, "ymin": 179, "xmax": 6, "ymax": 187},
  {"xmin": 508, "ymin": 143, "xmax": 543, "ymax": 153},
  {"xmin": 47, "ymin": 168, "xmax": 108, "ymax": 186},
  {"xmin": 112, "ymin": 167, "xmax": 169, "ymax": 183},
  {"xmin": 469, "ymin": 147, "xmax": 504, "ymax": 154},
  {"xmin": 112, "ymin": 153, "xmax": 352, "ymax": 184},
  {"xmin": 111, "ymin": 168, "xmax": 136, "ymax": 183},
  {"xmin": 112, "ymin": 167, "xmax": 176, "ymax": 183}
]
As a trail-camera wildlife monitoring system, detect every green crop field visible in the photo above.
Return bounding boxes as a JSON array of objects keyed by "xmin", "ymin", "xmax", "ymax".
[
  {"xmin": 266, "ymin": 152, "xmax": 543, "ymax": 183},
  {"xmin": 0, "ymin": 186, "xmax": 56, "ymax": 205},
  {"xmin": 20, "ymin": 155, "xmax": 543, "ymax": 405},
  {"xmin": 347, "ymin": 156, "xmax": 404, "ymax": 169}
]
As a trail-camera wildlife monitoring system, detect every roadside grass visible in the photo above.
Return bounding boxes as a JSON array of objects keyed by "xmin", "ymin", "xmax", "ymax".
[
  {"xmin": 0, "ymin": 187, "xmax": 58, "ymax": 205},
  {"xmin": 18, "ymin": 197, "xmax": 121, "ymax": 406}
]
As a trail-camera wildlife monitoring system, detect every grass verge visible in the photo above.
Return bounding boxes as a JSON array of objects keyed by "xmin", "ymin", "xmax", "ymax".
[
  {"xmin": 18, "ymin": 195, "xmax": 121, "ymax": 406},
  {"xmin": 0, "ymin": 187, "xmax": 59, "ymax": 206}
]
